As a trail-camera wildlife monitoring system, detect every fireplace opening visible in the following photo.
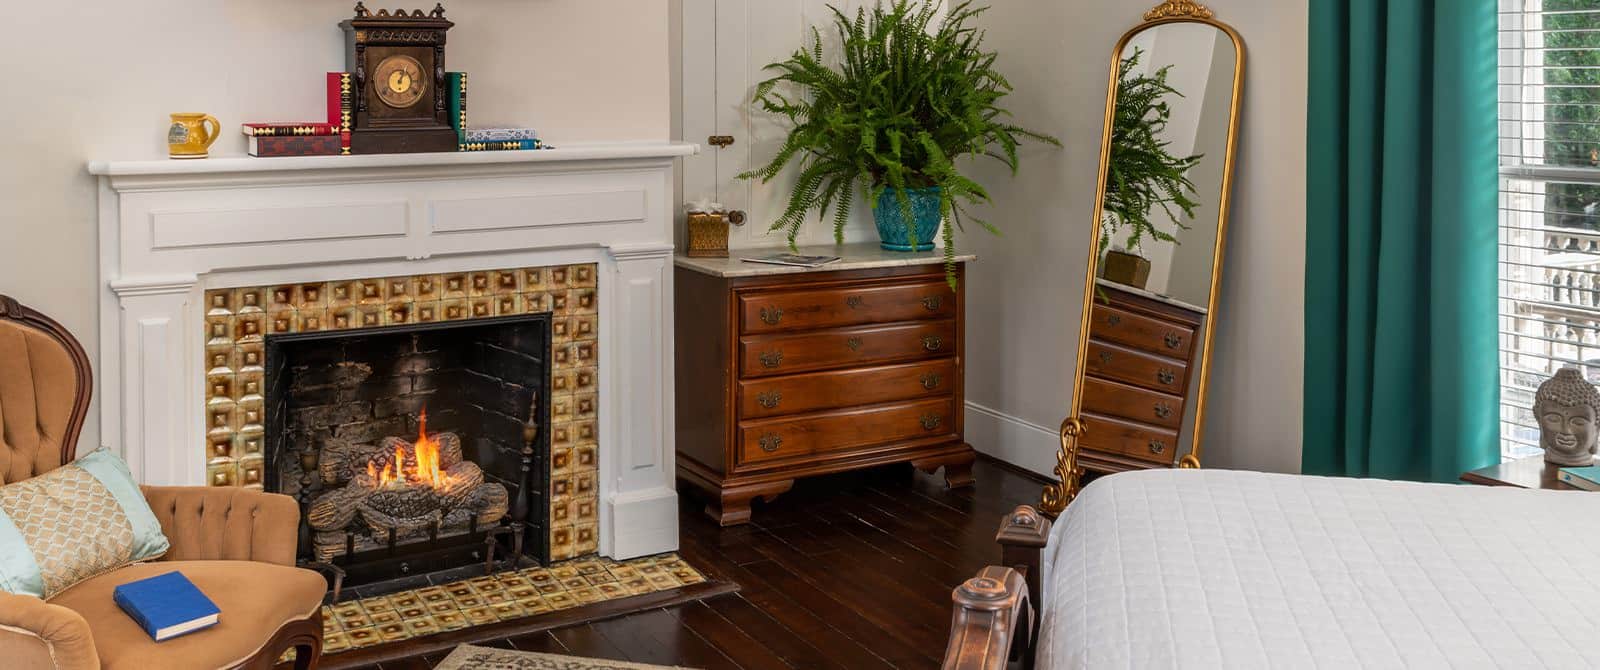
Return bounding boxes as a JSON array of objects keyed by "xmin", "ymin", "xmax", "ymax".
[{"xmin": 264, "ymin": 314, "xmax": 551, "ymax": 592}]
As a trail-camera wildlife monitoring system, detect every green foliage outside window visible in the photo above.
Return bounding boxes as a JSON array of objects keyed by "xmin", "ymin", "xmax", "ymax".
[{"xmin": 1543, "ymin": 0, "xmax": 1600, "ymax": 230}]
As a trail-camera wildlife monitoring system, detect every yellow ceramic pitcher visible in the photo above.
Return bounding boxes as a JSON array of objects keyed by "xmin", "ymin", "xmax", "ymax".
[{"xmin": 168, "ymin": 113, "xmax": 221, "ymax": 159}]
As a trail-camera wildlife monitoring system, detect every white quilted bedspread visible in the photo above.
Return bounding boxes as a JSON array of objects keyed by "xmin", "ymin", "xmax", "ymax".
[{"xmin": 1037, "ymin": 469, "xmax": 1600, "ymax": 669}]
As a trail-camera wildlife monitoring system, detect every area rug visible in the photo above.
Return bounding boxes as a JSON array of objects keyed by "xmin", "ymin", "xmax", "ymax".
[
  {"xmin": 322, "ymin": 553, "xmax": 709, "ymax": 655},
  {"xmin": 435, "ymin": 644, "xmax": 694, "ymax": 670}
]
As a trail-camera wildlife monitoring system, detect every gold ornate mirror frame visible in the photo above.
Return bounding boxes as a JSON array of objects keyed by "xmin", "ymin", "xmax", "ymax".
[{"xmin": 1040, "ymin": 0, "xmax": 1245, "ymax": 515}]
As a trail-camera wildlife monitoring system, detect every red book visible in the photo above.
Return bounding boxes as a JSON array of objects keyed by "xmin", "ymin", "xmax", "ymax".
[
  {"xmin": 247, "ymin": 135, "xmax": 341, "ymax": 157},
  {"xmin": 326, "ymin": 72, "xmax": 343, "ymax": 127},
  {"xmin": 240, "ymin": 123, "xmax": 339, "ymax": 137}
]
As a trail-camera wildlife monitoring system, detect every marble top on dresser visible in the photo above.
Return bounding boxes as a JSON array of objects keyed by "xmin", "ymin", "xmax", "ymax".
[
  {"xmin": 1096, "ymin": 277, "xmax": 1209, "ymax": 315},
  {"xmin": 675, "ymin": 243, "xmax": 976, "ymax": 278}
]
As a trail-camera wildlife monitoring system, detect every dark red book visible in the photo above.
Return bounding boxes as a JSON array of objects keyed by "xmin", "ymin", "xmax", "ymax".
[{"xmin": 247, "ymin": 135, "xmax": 341, "ymax": 157}]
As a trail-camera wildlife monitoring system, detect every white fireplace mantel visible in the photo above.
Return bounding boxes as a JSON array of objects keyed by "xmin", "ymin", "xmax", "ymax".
[{"xmin": 90, "ymin": 142, "xmax": 697, "ymax": 560}]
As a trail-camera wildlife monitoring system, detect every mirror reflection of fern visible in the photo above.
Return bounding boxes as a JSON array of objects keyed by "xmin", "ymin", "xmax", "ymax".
[
  {"xmin": 1102, "ymin": 47, "xmax": 1203, "ymax": 256},
  {"xmin": 740, "ymin": 0, "xmax": 1060, "ymax": 288}
]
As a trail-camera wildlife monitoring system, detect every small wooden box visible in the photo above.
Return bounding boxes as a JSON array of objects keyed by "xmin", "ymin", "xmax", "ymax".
[{"xmin": 686, "ymin": 212, "xmax": 729, "ymax": 258}]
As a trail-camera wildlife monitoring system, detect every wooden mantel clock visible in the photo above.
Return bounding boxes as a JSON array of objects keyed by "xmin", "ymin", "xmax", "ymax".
[{"xmin": 340, "ymin": 2, "xmax": 458, "ymax": 154}]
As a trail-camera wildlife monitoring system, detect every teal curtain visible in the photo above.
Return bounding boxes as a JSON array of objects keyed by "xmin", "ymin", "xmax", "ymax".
[{"xmin": 1304, "ymin": 0, "xmax": 1500, "ymax": 481}]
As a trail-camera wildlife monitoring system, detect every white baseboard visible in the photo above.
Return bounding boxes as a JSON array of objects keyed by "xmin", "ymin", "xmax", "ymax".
[{"xmin": 964, "ymin": 401, "xmax": 1058, "ymax": 477}]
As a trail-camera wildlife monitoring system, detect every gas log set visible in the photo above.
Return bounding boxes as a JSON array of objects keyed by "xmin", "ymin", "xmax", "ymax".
[{"xmin": 307, "ymin": 410, "xmax": 510, "ymax": 561}]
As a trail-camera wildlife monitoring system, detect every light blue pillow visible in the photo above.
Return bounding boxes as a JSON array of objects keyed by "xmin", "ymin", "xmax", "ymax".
[{"xmin": 0, "ymin": 448, "xmax": 169, "ymax": 598}]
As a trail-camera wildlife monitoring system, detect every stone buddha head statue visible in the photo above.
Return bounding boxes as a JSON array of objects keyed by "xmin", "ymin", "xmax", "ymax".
[{"xmin": 1536, "ymin": 367, "xmax": 1600, "ymax": 466}]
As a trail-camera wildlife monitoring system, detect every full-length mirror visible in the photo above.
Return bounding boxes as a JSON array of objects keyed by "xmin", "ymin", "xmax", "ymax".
[{"xmin": 1043, "ymin": 1, "xmax": 1243, "ymax": 513}]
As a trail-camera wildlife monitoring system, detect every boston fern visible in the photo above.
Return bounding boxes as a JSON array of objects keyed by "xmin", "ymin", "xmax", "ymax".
[
  {"xmin": 1101, "ymin": 47, "xmax": 1203, "ymax": 256},
  {"xmin": 740, "ymin": 0, "xmax": 1059, "ymax": 287}
]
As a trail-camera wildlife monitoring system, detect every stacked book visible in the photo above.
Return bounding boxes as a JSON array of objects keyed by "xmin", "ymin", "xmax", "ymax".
[
  {"xmin": 241, "ymin": 72, "xmax": 352, "ymax": 157},
  {"xmin": 450, "ymin": 71, "xmax": 550, "ymax": 152}
]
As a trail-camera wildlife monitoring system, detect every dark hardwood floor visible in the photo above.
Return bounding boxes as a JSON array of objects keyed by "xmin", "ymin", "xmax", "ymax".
[{"xmin": 347, "ymin": 456, "xmax": 1044, "ymax": 670}]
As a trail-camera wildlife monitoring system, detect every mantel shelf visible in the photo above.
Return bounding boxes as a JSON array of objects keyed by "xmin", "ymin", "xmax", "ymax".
[{"xmin": 87, "ymin": 141, "xmax": 698, "ymax": 178}]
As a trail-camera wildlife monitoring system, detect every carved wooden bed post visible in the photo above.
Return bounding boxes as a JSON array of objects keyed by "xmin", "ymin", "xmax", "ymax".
[
  {"xmin": 996, "ymin": 504, "xmax": 1051, "ymax": 614},
  {"xmin": 943, "ymin": 566, "xmax": 1032, "ymax": 670},
  {"xmin": 944, "ymin": 505, "xmax": 1052, "ymax": 670}
]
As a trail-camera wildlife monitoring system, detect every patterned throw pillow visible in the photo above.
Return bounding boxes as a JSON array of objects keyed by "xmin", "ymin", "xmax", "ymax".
[{"xmin": 0, "ymin": 449, "xmax": 169, "ymax": 598}]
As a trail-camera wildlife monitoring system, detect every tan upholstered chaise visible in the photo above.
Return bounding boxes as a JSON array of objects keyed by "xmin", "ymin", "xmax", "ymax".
[{"xmin": 0, "ymin": 295, "xmax": 326, "ymax": 670}]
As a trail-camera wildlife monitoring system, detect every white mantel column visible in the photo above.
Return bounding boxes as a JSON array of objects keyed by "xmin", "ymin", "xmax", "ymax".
[
  {"xmin": 600, "ymin": 243, "xmax": 679, "ymax": 559},
  {"xmin": 106, "ymin": 277, "xmax": 202, "ymax": 486}
]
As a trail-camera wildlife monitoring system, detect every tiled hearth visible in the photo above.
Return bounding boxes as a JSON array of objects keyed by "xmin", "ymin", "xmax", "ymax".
[
  {"xmin": 203, "ymin": 264, "xmax": 600, "ymax": 561},
  {"xmin": 320, "ymin": 553, "xmax": 706, "ymax": 654}
]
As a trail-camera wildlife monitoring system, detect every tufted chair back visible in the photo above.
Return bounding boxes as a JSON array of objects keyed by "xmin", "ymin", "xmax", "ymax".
[{"xmin": 0, "ymin": 295, "xmax": 91, "ymax": 485}]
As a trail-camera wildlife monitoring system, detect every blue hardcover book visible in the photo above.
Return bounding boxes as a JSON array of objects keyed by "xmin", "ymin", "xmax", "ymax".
[
  {"xmin": 1559, "ymin": 464, "xmax": 1600, "ymax": 491},
  {"xmin": 112, "ymin": 571, "xmax": 220, "ymax": 641},
  {"xmin": 458, "ymin": 139, "xmax": 546, "ymax": 152},
  {"xmin": 465, "ymin": 127, "xmax": 540, "ymax": 142}
]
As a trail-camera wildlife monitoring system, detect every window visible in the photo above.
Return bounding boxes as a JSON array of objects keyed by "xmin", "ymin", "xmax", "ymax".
[{"xmin": 1499, "ymin": 1, "xmax": 1600, "ymax": 459}]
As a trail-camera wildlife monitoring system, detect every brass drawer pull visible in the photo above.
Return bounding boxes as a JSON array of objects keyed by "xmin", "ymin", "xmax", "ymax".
[
  {"xmin": 757, "ymin": 391, "xmax": 782, "ymax": 409},
  {"xmin": 846, "ymin": 337, "xmax": 863, "ymax": 352},
  {"xmin": 846, "ymin": 296, "xmax": 864, "ymax": 310},
  {"xmin": 920, "ymin": 372, "xmax": 942, "ymax": 390},
  {"xmin": 1149, "ymin": 440, "xmax": 1166, "ymax": 454},
  {"xmin": 1107, "ymin": 314, "xmax": 1122, "ymax": 326},
  {"xmin": 1154, "ymin": 402, "xmax": 1173, "ymax": 420},
  {"xmin": 1164, "ymin": 332, "xmax": 1182, "ymax": 349},
  {"xmin": 759, "ymin": 433, "xmax": 783, "ymax": 453},
  {"xmin": 1098, "ymin": 351, "xmax": 1113, "ymax": 365},
  {"xmin": 922, "ymin": 335, "xmax": 943, "ymax": 351},
  {"xmin": 922, "ymin": 295, "xmax": 943, "ymax": 311},
  {"xmin": 1157, "ymin": 368, "xmax": 1176, "ymax": 385},
  {"xmin": 759, "ymin": 351, "xmax": 783, "ymax": 369},
  {"xmin": 920, "ymin": 413, "xmax": 943, "ymax": 431},
  {"xmin": 760, "ymin": 306, "xmax": 783, "ymax": 325}
]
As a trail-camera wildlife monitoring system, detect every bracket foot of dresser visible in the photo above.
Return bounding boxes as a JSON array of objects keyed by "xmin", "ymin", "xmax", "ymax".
[
  {"xmin": 912, "ymin": 446, "xmax": 977, "ymax": 489},
  {"xmin": 704, "ymin": 479, "xmax": 795, "ymax": 526}
]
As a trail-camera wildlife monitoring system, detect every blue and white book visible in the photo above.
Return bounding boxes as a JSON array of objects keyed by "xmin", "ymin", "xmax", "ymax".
[
  {"xmin": 1558, "ymin": 464, "xmax": 1600, "ymax": 491},
  {"xmin": 113, "ymin": 571, "xmax": 220, "ymax": 641},
  {"xmin": 465, "ymin": 127, "xmax": 540, "ymax": 142}
]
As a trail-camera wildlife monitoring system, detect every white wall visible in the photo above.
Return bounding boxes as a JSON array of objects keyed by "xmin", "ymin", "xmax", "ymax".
[
  {"xmin": 0, "ymin": 0, "xmax": 671, "ymax": 453},
  {"xmin": 963, "ymin": 0, "xmax": 1308, "ymax": 475}
]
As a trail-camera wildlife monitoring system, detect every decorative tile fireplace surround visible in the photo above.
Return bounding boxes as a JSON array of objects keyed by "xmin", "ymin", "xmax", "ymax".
[{"xmin": 89, "ymin": 143, "xmax": 695, "ymax": 562}]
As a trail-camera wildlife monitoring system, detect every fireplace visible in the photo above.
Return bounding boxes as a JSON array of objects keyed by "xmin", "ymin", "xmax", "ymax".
[
  {"xmin": 264, "ymin": 315, "xmax": 552, "ymax": 587},
  {"xmin": 91, "ymin": 143, "xmax": 688, "ymax": 567}
]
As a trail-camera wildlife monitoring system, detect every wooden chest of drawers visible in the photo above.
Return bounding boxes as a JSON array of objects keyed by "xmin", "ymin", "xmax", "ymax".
[
  {"xmin": 674, "ymin": 259, "xmax": 976, "ymax": 525},
  {"xmin": 1075, "ymin": 281, "xmax": 1205, "ymax": 473}
]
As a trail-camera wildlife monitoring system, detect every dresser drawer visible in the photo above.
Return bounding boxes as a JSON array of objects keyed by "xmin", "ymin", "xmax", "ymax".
[
  {"xmin": 739, "ymin": 320, "xmax": 956, "ymax": 378},
  {"xmin": 1090, "ymin": 303, "xmax": 1195, "ymax": 359},
  {"xmin": 739, "ymin": 280, "xmax": 954, "ymax": 334},
  {"xmin": 1080, "ymin": 377, "xmax": 1184, "ymax": 429},
  {"xmin": 736, "ymin": 397, "xmax": 956, "ymax": 467},
  {"xmin": 1078, "ymin": 413, "xmax": 1180, "ymax": 464},
  {"xmin": 738, "ymin": 358, "xmax": 956, "ymax": 419},
  {"xmin": 1085, "ymin": 340, "xmax": 1189, "ymax": 395}
]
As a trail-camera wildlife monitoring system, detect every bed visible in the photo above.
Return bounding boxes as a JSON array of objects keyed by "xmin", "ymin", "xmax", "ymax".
[{"xmin": 943, "ymin": 469, "xmax": 1600, "ymax": 669}]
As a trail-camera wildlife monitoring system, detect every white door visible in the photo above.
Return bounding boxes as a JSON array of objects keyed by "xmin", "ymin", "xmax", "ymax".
[{"xmin": 681, "ymin": 0, "xmax": 898, "ymax": 251}]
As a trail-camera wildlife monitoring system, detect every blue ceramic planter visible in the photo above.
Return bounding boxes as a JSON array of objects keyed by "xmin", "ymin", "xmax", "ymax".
[{"xmin": 873, "ymin": 187, "xmax": 942, "ymax": 252}]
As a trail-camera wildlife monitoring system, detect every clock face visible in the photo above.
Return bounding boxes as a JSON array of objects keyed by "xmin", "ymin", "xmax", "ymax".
[{"xmin": 373, "ymin": 54, "xmax": 426, "ymax": 109}]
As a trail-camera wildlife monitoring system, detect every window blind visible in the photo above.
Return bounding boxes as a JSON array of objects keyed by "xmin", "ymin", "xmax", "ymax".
[{"xmin": 1499, "ymin": 0, "xmax": 1600, "ymax": 459}]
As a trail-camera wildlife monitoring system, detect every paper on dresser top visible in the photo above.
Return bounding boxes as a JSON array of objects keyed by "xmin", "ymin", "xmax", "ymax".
[{"xmin": 675, "ymin": 242, "xmax": 976, "ymax": 278}]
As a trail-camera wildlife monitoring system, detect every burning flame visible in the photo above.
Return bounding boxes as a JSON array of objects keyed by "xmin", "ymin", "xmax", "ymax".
[{"xmin": 369, "ymin": 408, "xmax": 447, "ymax": 489}]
